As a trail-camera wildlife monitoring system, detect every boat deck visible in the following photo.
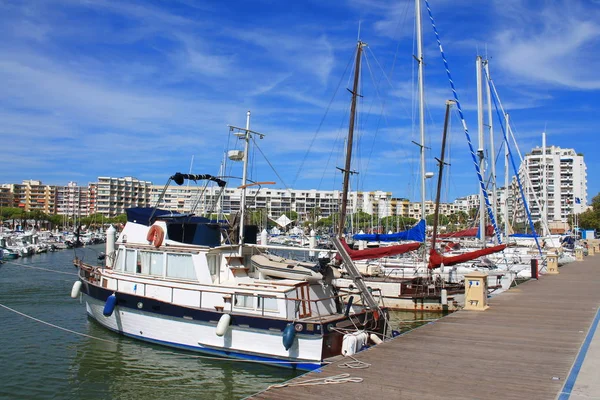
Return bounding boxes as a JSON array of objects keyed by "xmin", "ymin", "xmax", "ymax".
[{"xmin": 248, "ymin": 255, "xmax": 600, "ymax": 399}]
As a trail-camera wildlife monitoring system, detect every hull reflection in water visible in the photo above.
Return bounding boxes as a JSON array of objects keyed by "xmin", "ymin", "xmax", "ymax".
[{"xmin": 71, "ymin": 320, "xmax": 300, "ymax": 400}]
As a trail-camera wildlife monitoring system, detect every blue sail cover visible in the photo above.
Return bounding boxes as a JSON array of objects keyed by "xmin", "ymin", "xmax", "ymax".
[
  {"xmin": 126, "ymin": 207, "xmax": 211, "ymax": 226},
  {"xmin": 509, "ymin": 233, "xmax": 538, "ymax": 238},
  {"xmin": 353, "ymin": 219, "xmax": 426, "ymax": 242}
]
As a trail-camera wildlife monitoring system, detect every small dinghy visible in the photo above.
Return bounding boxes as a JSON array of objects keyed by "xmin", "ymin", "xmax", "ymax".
[{"xmin": 251, "ymin": 254, "xmax": 323, "ymax": 282}]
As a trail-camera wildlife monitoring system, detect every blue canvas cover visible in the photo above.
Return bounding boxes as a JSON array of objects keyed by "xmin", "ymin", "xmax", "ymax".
[
  {"xmin": 509, "ymin": 233, "xmax": 538, "ymax": 238},
  {"xmin": 353, "ymin": 219, "xmax": 426, "ymax": 242},
  {"xmin": 126, "ymin": 207, "xmax": 211, "ymax": 226}
]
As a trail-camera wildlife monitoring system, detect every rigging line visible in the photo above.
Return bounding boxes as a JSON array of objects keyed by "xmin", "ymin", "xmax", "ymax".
[
  {"xmin": 359, "ymin": 51, "xmax": 389, "ymax": 184},
  {"xmin": 365, "ymin": 48, "xmax": 412, "ymax": 120},
  {"xmin": 250, "ymin": 136, "xmax": 290, "ymax": 190},
  {"xmin": 292, "ymin": 51, "xmax": 355, "ymax": 189},
  {"xmin": 317, "ymin": 92, "xmax": 352, "ymax": 191},
  {"xmin": 424, "ymin": 0, "xmax": 502, "ymax": 244},
  {"xmin": 486, "ymin": 75, "xmax": 543, "ymax": 257},
  {"xmin": 0, "ymin": 302, "xmax": 116, "ymax": 343},
  {"xmin": 2, "ymin": 260, "xmax": 79, "ymax": 276}
]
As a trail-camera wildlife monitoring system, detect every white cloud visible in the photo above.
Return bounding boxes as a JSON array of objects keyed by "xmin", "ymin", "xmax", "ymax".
[{"xmin": 493, "ymin": 0, "xmax": 600, "ymax": 89}]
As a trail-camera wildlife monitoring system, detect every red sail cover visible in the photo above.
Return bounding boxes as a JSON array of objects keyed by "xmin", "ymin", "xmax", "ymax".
[
  {"xmin": 339, "ymin": 239, "xmax": 421, "ymax": 261},
  {"xmin": 428, "ymin": 244, "xmax": 506, "ymax": 269},
  {"xmin": 438, "ymin": 225, "xmax": 495, "ymax": 238}
]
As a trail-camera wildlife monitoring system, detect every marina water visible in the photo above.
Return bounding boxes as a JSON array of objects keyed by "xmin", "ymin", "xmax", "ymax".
[{"xmin": 0, "ymin": 245, "xmax": 440, "ymax": 399}]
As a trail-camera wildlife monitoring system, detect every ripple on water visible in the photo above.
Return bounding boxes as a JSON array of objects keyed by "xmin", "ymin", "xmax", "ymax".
[{"xmin": 0, "ymin": 245, "xmax": 439, "ymax": 400}]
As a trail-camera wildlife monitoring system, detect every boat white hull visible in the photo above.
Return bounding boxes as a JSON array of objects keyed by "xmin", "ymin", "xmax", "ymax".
[{"xmin": 83, "ymin": 294, "xmax": 325, "ymax": 369}]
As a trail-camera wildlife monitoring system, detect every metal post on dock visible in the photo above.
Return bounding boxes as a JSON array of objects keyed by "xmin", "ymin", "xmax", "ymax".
[{"xmin": 530, "ymin": 259, "xmax": 539, "ymax": 279}]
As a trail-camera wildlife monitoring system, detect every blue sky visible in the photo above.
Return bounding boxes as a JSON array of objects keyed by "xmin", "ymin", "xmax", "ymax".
[{"xmin": 1, "ymin": 0, "xmax": 598, "ymax": 203}]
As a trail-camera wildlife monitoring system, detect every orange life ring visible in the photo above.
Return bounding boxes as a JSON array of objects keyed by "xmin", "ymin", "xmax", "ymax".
[{"xmin": 146, "ymin": 225, "xmax": 164, "ymax": 248}]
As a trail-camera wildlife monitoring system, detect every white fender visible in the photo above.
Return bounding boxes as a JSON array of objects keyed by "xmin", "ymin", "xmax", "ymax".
[
  {"xmin": 71, "ymin": 281, "xmax": 82, "ymax": 299},
  {"xmin": 216, "ymin": 314, "xmax": 231, "ymax": 337},
  {"xmin": 369, "ymin": 333, "xmax": 383, "ymax": 345}
]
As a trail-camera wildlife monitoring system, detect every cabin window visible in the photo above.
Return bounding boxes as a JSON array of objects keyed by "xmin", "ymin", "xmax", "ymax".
[
  {"xmin": 140, "ymin": 251, "xmax": 165, "ymax": 277},
  {"xmin": 234, "ymin": 294, "xmax": 254, "ymax": 309},
  {"xmin": 207, "ymin": 254, "xmax": 219, "ymax": 277},
  {"xmin": 125, "ymin": 249, "xmax": 136, "ymax": 273},
  {"xmin": 166, "ymin": 253, "xmax": 196, "ymax": 280},
  {"xmin": 113, "ymin": 248, "xmax": 124, "ymax": 271},
  {"xmin": 258, "ymin": 296, "xmax": 278, "ymax": 312}
]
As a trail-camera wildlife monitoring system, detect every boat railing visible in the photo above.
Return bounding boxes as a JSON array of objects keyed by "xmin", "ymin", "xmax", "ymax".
[{"xmin": 80, "ymin": 266, "xmax": 345, "ymax": 322}]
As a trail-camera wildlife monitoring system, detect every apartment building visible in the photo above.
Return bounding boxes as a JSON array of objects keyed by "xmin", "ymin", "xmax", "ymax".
[
  {"xmin": 6, "ymin": 180, "xmax": 57, "ymax": 214},
  {"xmin": 513, "ymin": 146, "xmax": 587, "ymax": 226},
  {"xmin": 0, "ymin": 185, "xmax": 14, "ymax": 208},
  {"xmin": 55, "ymin": 182, "xmax": 91, "ymax": 217},
  {"xmin": 96, "ymin": 177, "xmax": 152, "ymax": 217}
]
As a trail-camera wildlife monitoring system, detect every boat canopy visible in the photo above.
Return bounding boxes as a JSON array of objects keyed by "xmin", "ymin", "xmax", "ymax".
[
  {"xmin": 338, "ymin": 239, "xmax": 421, "ymax": 261},
  {"xmin": 126, "ymin": 207, "xmax": 211, "ymax": 226},
  {"xmin": 509, "ymin": 233, "xmax": 538, "ymax": 238},
  {"xmin": 353, "ymin": 219, "xmax": 426, "ymax": 242},
  {"xmin": 438, "ymin": 225, "xmax": 494, "ymax": 239},
  {"xmin": 428, "ymin": 244, "xmax": 506, "ymax": 269}
]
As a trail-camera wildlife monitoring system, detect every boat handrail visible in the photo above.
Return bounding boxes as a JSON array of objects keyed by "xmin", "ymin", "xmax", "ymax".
[{"xmin": 79, "ymin": 264, "xmax": 344, "ymax": 322}]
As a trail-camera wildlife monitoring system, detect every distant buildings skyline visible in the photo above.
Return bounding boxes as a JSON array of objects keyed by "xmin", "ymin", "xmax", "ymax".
[{"xmin": 0, "ymin": 145, "xmax": 589, "ymax": 233}]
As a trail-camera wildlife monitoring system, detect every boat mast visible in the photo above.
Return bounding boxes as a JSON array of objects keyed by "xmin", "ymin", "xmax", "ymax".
[
  {"xmin": 337, "ymin": 40, "xmax": 366, "ymax": 238},
  {"xmin": 239, "ymin": 111, "xmax": 251, "ymax": 248},
  {"xmin": 431, "ymin": 100, "xmax": 454, "ymax": 252},
  {"xmin": 504, "ymin": 113, "xmax": 510, "ymax": 241},
  {"xmin": 542, "ymin": 131, "xmax": 548, "ymax": 237},
  {"xmin": 228, "ymin": 112, "xmax": 265, "ymax": 253},
  {"xmin": 484, "ymin": 60, "xmax": 497, "ymax": 242},
  {"xmin": 416, "ymin": 0, "xmax": 427, "ymax": 222},
  {"xmin": 476, "ymin": 55, "xmax": 486, "ymax": 246}
]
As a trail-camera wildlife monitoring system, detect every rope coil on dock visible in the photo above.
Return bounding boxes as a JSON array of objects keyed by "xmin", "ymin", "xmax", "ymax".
[{"xmin": 268, "ymin": 373, "xmax": 363, "ymax": 389}]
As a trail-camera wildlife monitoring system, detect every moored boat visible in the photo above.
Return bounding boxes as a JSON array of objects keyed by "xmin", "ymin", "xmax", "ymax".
[{"xmin": 72, "ymin": 117, "xmax": 388, "ymax": 370}]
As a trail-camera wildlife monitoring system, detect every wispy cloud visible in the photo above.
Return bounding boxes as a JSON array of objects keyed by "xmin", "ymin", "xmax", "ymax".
[{"xmin": 493, "ymin": 0, "xmax": 600, "ymax": 89}]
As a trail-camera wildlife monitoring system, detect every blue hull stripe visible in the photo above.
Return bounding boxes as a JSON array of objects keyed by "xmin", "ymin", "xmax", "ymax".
[
  {"xmin": 558, "ymin": 306, "xmax": 600, "ymax": 399},
  {"xmin": 93, "ymin": 318, "xmax": 322, "ymax": 371}
]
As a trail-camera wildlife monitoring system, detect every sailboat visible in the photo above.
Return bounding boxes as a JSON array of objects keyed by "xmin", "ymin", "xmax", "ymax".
[
  {"xmin": 330, "ymin": 2, "xmax": 466, "ymax": 312},
  {"xmin": 71, "ymin": 112, "xmax": 388, "ymax": 371}
]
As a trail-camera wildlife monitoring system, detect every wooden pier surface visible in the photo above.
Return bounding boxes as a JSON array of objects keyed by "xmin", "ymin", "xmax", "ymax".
[{"xmin": 249, "ymin": 256, "xmax": 600, "ymax": 400}]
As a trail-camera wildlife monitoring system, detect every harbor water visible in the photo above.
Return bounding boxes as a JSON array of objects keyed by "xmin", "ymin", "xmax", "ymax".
[{"xmin": 0, "ymin": 245, "xmax": 441, "ymax": 400}]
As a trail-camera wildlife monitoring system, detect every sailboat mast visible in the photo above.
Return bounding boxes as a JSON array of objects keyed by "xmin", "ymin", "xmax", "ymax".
[
  {"xmin": 416, "ymin": 0, "xmax": 427, "ymax": 221},
  {"xmin": 484, "ymin": 60, "xmax": 497, "ymax": 240},
  {"xmin": 239, "ymin": 111, "xmax": 251, "ymax": 248},
  {"xmin": 504, "ymin": 113, "xmax": 510, "ymax": 241},
  {"xmin": 542, "ymin": 131, "xmax": 548, "ymax": 236},
  {"xmin": 431, "ymin": 100, "xmax": 454, "ymax": 251},
  {"xmin": 337, "ymin": 40, "xmax": 365, "ymax": 238},
  {"xmin": 476, "ymin": 55, "xmax": 486, "ymax": 246}
]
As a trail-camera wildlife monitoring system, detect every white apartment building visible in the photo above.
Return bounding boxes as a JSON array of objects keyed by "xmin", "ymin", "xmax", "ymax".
[
  {"xmin": 56, "ymin": 182, "xmax": 90, "ymax": 217},
  {"xmin": 513, "ymin": 145, "xmax": 587, "ymax": 227},
  {"xmin": 96, "ymin": 177, "xmax": 152, "ymax": 217}
]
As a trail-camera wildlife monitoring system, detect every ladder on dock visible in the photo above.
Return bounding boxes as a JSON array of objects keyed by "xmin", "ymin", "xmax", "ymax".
[{"xmin": 331, "ymin": 237, "xmax": 382, "ymax": 313}]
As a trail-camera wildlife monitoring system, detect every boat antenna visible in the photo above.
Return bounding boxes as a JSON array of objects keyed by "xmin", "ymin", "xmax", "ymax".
[{"xmin": 228, "ymin": 112, "xmax": 266, "ymax": 253}]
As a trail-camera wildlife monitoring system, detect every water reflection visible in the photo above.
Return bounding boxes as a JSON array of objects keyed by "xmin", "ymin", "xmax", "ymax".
[{"xmin": 70, "ymin": 321, "xmax": 299, "ymax": 400}]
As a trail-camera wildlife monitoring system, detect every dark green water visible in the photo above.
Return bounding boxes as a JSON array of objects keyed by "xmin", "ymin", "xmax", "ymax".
[{"xmin": 0, "ymin": 245, "xmax": 439, "ymax": 400}]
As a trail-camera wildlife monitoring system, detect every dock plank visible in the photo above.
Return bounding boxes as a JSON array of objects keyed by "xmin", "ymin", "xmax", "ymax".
[{"xmin": 247, "ymin": 256, "xmax": 600, "ymax": 400}]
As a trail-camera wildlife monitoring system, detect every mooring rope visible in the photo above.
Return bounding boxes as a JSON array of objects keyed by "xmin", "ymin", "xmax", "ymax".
[
  {"xmin": 0, "ymin": 301, "xmax": 332, "ymax": 366},
  {"xmin": 268, "ymin": 373, "xmax": 363, "ymax": 389},
  {"xmin": 338, "ymin": 355, "xmax": 371, "ymax": 369},
  {"xmin": 0, "ymin": 302, "xmax": 116, "ymax": 343},
  {"xmin": 1, "ymin": 260, "xmax": 79, "ymax": 276}
]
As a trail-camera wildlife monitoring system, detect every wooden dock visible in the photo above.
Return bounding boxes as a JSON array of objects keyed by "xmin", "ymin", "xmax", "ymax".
[{"xmin": 249, "ymin": 256, "xmax": 600, "ymax": 400}]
